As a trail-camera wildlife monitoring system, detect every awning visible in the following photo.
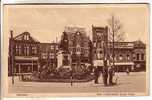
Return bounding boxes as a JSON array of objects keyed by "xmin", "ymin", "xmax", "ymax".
[
  {"xmin": 15, "ymin": 56, "xmax": 38, "ymax": 60},
  {"xmin": 113, "ymin": 62, "xmax": 134, "ymax": 66}
]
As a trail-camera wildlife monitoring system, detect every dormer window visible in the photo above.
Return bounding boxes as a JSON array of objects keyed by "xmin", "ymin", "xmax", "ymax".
[
  {"xmin": 27, "ymin": 35, "xmax": 29, "ymax": 40},
  {"xmin": 24, "ymin": 35, "xmax": 29, "ymax": 40}
]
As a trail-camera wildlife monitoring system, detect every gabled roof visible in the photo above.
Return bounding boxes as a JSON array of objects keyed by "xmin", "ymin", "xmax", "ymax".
[{"xmin": 14, "ymin": 31, "xmax": 39, "ymax": 42}]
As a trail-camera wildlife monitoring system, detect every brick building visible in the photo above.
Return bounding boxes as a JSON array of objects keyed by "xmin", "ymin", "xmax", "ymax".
[
  {"xmin": 108, "ymin": 41, "xmax": 146, "ymax": 72},
  {"xmin": 108, "ymin": 42, "xmax": 134, "ymax": 72},
  {"xmin": 133, "ymin": 40, "xmax": 146, "ymax": 71},
  {"xmin": 8, "ymin": 31, "xmax": 40, "ymax": 75},
  {"xmin": 60, "ymin": 26, "xmax": 91, "ymax": 71},
  {"xmin": 92, "ymin": 25, "xmax": 108, "ymax": 67},
  {"xmin": 92, "ymin": 25, "xmax": 146, "ymax": 72},
  {"xmin": 8, "ymin": 26, "xmax": 146, "ymax": 75},
  {"xmin": 39, "ymin": 42, "xmax": 58, "ymax": 70},
  {"xmin": 8, "ymin": 31, "xmax": 59, "ymax": 75}
]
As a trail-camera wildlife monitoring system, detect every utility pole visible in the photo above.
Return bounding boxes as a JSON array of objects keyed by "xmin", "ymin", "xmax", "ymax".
[
  {"xmin": 112, "ymin": 15, "xmax": 115, "ymax": 69},
  {"xmin": 47, "ymin": 46, "xmax": 50, "ymax": 70},
  {"xmin": 70, "ymin": 51, "xmax": 73, "ymax": 86}
]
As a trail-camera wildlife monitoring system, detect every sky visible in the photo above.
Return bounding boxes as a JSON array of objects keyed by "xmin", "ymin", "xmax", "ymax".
[{"xmin": 4, "ymin": 4, "xmax": 149, "ymax": 43}]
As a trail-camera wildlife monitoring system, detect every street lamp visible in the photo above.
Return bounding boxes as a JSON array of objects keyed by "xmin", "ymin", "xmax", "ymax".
[{"xmin": 70, "ymin": 51, "xmax": 73, "ymax": 86}]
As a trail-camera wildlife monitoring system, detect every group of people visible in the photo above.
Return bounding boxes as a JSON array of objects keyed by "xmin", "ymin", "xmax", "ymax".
[{"xmin": 94, "ymin": 60, "xmax": 115, "ymax": 86}]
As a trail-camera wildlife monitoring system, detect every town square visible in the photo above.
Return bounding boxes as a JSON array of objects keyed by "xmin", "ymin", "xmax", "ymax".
[{"xmin": 2, "ymin": 4, "xmax": 149, "ymax": 96}]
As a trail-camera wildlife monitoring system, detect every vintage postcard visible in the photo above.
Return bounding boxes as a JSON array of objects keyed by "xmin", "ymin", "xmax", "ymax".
[{"xmin": 2, "ymin": 4, "xmax": 149, "ymax": 97}]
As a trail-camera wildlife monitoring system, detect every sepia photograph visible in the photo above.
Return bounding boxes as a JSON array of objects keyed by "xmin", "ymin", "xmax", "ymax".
[{"xmin": 2, "ymin": 4, "xmax": 150, "ymax": 97}]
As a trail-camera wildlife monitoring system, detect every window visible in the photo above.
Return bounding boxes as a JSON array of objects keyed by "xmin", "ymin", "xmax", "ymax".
[
  {"xmin": 26, "ymin": 35, "xmax": 29, "ymax": 40},
  {"xmin": 15, "ymin": 45, "xmax": 21, "ymax": 55},
  {"xmin": 137, "ymin": 53, "xmax": 140, "ymax": 60},
  {"xmin": 50, "ymin": 45, "xmax": 54, "ymax": 50},
  {"xmin": 24, "ymin": 46, "xmax": 26, "ymax": 55},
  {"xmin": 24, "ymin": 35, "xmax": 26, "ymax": 40},
  {"xmin": 119, "ymin": 55, "xmax": 123, "ymax": 60},
  {"xmin": 49, "ymin": 53, "xmax": 54, "ymax": 59},
  {"xmin": 24, "ymin": 46, "xmax": 29, "ymax": 56},
  {"xmin": 76, "ymin": 47, "xmax": 81, "ymax": 55},
  {"xmin": 84, "ymin": 51, "xmax": 89, "ymax": 57},
  {"xmin": 27, "ymin": 46, "xmax": 30, "ymax": 55},
  {"xmin": 24, "ymin": 35, "xmax": 29, "ymax": 40},
  {"xmin": 127, "ymin": 54, "xmax": 130, "ymax": 60},
  {"xmin": 32, "ymin": 46, "xmax": 37, "ymax": 55},
  {"xmin": 27, "ymin": 66, "xmax": 32, "ymax": 72},
  {"xmin": 141, "ymin": 53, "xmax": 144, "ymax": 60},
  {"xmin": 42, "ymin": 53, "xmax": 47, "ymax": 59},
  {"xmin": 56, "ymin": 45, "xmax": 58, "ymax": 50}
]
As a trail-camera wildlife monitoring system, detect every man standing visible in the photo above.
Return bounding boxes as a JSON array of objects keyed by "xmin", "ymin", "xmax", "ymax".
[
  {"xmin": 108, "ymin": 66, "xmax": 114, "ymax": 85},
  {"xmin": 70, "ymin": 69, "xmax": 73, "ymax": 86},
  {"xmin": 94, "ymin": 66, "xmax": 100, "ymax": 84},
  {"xmin": 102, "ymin": 60, "xmax": 108, "ymax": 86}
]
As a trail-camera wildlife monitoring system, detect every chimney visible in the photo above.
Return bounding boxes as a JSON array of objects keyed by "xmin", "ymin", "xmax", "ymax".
[{"xmin": 10, "ymin": 30, "xmax": 13, "ymax": 38}]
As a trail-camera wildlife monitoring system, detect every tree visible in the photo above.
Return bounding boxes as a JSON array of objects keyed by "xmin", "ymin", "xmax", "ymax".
[
  {"xmin": 108, "ymin": 14, "xmax": 125, "ymax": 68},
  {"xmin": 108, "ymin": 14, "xmax": 125, "ymax": 42}
]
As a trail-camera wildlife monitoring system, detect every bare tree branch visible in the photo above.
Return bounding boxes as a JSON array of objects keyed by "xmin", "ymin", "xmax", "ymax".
[
  {"xmin": 108, "ymin": 14, "xmax": 125, "ymax": 42},
  {"xmin": 107, "ymin": 14, "xmax": 126, "ymax": 67}
]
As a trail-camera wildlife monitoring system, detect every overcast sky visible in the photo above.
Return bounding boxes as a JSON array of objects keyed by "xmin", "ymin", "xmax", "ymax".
[{"xmin": 4, "ymin": 4, "xmax": 149, "ymax": 43}]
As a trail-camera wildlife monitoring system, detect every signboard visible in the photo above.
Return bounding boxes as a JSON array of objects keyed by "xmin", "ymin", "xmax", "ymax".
[{"xmin": 93, "ymin": 60, "xmax": 104, "ymax": 66}]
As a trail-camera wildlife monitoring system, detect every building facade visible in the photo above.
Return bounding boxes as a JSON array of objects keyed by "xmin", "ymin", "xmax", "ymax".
[
  {"xmin": 8, "ymin": 26, "xmax": 146, "ymax": 75},
  {"xmin": 92, "ymin": 26, "xmax": 146, "ymax": 72},
  {"xmin": 8, "ymin": 31, "xmax": 40, "ymax": 75},
  {"xmin": 108, "ymin": 41, "xmax": 146, "ymax": 72},
  {"xmin": 108, "ymin": 42, "xmax": 134, "ymax": 72},
  {"xmin": 60, "ymin": 26, "xmax": 91, "ymax": 72},
  {"xmin": 39, "ymin": 43, "xmax": 58, "ymax": 71},
  {"xmin": 133, "ymin": 40, "xmax": 146, "ymax": 71},
  {"xmin": 92, "ymin": 25, "xmax": 108, "ymax": 67}
]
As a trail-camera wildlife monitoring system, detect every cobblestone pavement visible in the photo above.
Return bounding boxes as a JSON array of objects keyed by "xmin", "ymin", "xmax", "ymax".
[{"xmin": 8, "ymin": 72, "xmax": 147, "ymax": 94}]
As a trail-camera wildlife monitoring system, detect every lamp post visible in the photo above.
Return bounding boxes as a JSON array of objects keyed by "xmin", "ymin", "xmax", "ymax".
[{"xmin": 70, "ymin": 51, "xmax": 73, "ymax": 86}]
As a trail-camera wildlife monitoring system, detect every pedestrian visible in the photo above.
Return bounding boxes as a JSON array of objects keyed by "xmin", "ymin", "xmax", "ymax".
[
  {"xmin": 102, "ymin": 60, "xmax": 108, "ymax": 86},
  {"xmin": 108, "ymin": 66, "xmax": 114, "ymax": 85},
  {"xmin": 21, "ymin": 74, "xmax": 24, "ymax": 81},
  {"xmin": 94, "ymin": 66, "xmax": 100, "ymax": 84},
  {"xmin": 70, "ymin": 69, "xmax": 73, "ymax": 86},
  {"xmin": 126, "ymin": 68, "xmax": 130, "ymax": 75},
  {"xmin": 102, "ymin": 67, "xmax": 108, "ymax": 86}
]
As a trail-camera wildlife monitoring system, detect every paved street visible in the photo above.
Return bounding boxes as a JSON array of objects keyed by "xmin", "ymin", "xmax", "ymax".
[{"xmin": 8, "ymin": 72, "xmax": 147, "ymax": 94}]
